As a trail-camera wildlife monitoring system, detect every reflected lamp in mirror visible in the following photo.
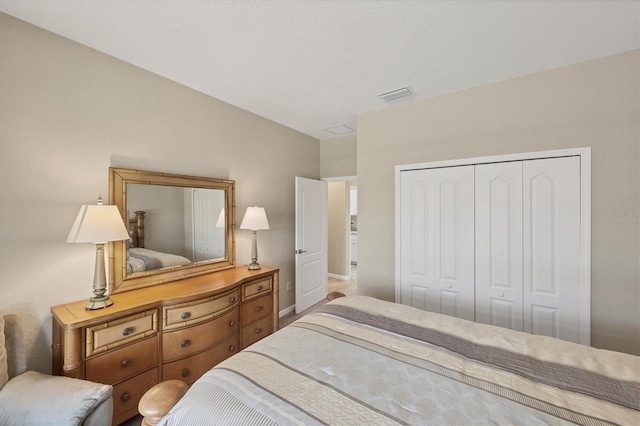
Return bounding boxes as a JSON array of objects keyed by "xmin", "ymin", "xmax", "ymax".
[
  {"xmin": 215, "ymin": 208, "xmax": 225, "ymax": 228},
  {"xmin": 240, "ymin": 204, "xmax": 270, "ymax": 270},
  {"xmin": 67, "ymin": 197, "xmax": 130, "ymax": 310}
]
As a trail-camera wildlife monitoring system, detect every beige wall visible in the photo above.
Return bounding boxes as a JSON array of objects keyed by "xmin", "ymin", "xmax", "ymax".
[
  {"xmin": 320, "ymin": 134, "xmax": 357, "ymax": 178},
  {"xmin": 327, "ymin": 182, "xmax": 350, "ymax": 277},
  {"xmin": 357, "ymin": 50, "xmax": 640, "ymax": 355},
  {"xmin": 0, "ymin": 13, "xmax": 319, "ymax": 373}
]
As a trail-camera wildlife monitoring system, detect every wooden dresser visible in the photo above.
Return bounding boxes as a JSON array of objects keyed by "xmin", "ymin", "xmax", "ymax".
[{"xmin": 51, "ymin": 266, "xmax": 278, "ymax": 425}]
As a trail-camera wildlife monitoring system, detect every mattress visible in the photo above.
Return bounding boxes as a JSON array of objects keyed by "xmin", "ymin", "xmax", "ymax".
[{"xmin": 158, "ymin": 296, "xmax": 639, "ymax": 425}]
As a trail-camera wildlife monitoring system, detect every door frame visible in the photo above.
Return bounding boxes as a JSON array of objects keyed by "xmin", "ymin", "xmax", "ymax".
[
  {"xmin": 323, "ymin": 176, "xmax": 357, "ymax": 280},
  {"xmin": 395, "ymin": 147, "xmax": 591, "ymax": 344}
]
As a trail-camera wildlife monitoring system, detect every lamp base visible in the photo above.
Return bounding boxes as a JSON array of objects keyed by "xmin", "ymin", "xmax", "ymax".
[
  {"xmin": 86, "ymin": 295, "xmax": 114, "ymax": 310},
  {"xmin": 247, "ymin": 262, "xmax": 261, "ymax": 270}
]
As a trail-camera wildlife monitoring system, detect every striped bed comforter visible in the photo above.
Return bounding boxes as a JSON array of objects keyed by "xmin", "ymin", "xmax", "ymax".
[{"xmin": 159, "ymin": 296, "xmax": 639, "ymax": 425}]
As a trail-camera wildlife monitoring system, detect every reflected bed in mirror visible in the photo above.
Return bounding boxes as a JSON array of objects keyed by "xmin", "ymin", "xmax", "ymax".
[{"xmin": 109, "ymin": 168, "xmax": 235, "ymax": 294}]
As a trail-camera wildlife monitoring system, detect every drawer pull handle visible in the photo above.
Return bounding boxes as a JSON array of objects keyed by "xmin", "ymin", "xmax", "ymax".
[
  {"xmin": 122, "ymin": 327, "xmax": 133, "ymax": 336},
  {"xmin": 255, "ymin": 306, "xmax": 263, "ymax": 312},
  {"xmin": 181, "ymin": 312, "xmax": 191, "ymax": 320},
  {"xmin": 229, "ymin": 320, "xmax": 235, "ymax": 327},
  {"xmin": 229, "ymin": 345, "xmax": 236, "ymax": 352},
  {"xmin": 230, "ymin": 296, "xmax": 237, "ymax": 303},
  {"xmin": 255, "ymin": 328, "xmax": 262, "ymax": 334},
  {"xmin": 121, "ymin": 359, "xmax": 131, "ymax": 368},
  {"xmin": 181, "ymin": 340, "xmax": 190, "ymax": 348},
  {"xmin": 121, "ymin": 393, "xmax": 131, "ymax": 403},
  {"xmin": 257, "ymin": 285, "xmax": 263, "ymax": 291},
  {"xmin": 181, "ymin": 368, "xmax": 190, "ymax": 378}
]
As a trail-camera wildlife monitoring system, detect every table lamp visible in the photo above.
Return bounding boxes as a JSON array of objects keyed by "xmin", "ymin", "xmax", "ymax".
[
  {"xmin": 240, "ymin": 204, "xmax": 270, "ymax": 270},
  {"xmin": 67, "ymin": 197, "xmax": 130, "ymax": 310}
]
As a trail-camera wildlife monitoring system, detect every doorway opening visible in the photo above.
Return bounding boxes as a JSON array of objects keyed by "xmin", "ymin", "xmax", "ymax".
[
  {"xmin": 325, "ymin": 176, "xmax": 357, "ymax": 297},
  {"xmin": 328, "ymin": 264, "xmax": 357, "ymax": 297}
]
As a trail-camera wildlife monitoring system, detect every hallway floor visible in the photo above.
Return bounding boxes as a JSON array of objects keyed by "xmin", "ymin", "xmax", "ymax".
[
  {"xmin": 280, "ymin": 265, "xmax": 357, "ymax": 327},
  {"xmin": 328, "ymin": 264, "xmax": 357, "ymax": 296}
]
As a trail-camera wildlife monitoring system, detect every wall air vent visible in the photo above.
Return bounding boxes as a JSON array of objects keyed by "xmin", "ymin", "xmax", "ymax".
[{"xmin": 378, "ymin": 86, "xmax": 414, "ymax": 103}]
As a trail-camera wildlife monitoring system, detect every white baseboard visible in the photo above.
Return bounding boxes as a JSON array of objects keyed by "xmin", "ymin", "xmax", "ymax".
[
  {"xmin": 279, "ymin": 304, "xmax": 295, "ymax": 318},
  {"xmin": 328, "ymin": 273, "xmax": 351, "ymax": 281}
]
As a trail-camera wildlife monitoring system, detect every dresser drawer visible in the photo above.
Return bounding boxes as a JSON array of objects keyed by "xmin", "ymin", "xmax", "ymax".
[
  {"xmin": 86, "ymin": 309, "xmax": 158, "ymax": 356},
  {"xmin": 112, "ymin": 367, "xmax": 159, "ymax": 425},
  {"xmin": 162, "ymin": 308, "xmax": 239, "ymax": 362},
  {"xmin": 241, "ymin": 315, "xmax": 273, "ymax": 349},
  {"xmin": 242, "ymin": 276, "xmax": 272, "ymax": 301},
  {"xmin": 86, "ymin": 336, "xmax": 158, "ymax": 384},
  {"xmin": 163, "ymin": 333, "xmax": 239, "ymax": 385},
  {"xmin": 241, "ymin": 294, "xmax": 273, "ymax": 326},
  {"xmin": 163, "ymin": 288, "xmax": 240, "ymax": 330}
]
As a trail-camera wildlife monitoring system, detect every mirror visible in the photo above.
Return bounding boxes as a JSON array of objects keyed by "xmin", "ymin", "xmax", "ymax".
[{"xmin": 109, "ymin": 168, "xmax": 235, "ymax": 294}]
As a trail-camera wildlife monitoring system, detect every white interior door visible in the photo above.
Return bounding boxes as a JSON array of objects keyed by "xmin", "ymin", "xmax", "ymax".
[{"xmin": 295, "ymin": 177, "xmax": 327, "ymax": 313}]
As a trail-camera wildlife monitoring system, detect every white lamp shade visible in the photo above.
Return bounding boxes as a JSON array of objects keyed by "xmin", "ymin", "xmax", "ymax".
[
  {"xmin": 240, "ymin": 206, "xmax": 270, "ymax": 230},
  {"xmin": 67, "ymin": 204, "xmax": 130, "ymax": 243},
  {"xmin": 215, "ymin": 208, "xmax": 226, "ymax": 228}
]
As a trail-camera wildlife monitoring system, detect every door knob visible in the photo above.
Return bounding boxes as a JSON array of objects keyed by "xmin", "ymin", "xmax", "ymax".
[{"xmin": 295, "ymin": 249, "xmax": 307, "ymax": 254}]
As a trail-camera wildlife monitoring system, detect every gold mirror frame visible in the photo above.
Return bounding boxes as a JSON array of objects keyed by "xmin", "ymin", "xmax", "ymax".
[{"xmin": 109, "ymin": 167, "xmax": 235, "ymax": 294}]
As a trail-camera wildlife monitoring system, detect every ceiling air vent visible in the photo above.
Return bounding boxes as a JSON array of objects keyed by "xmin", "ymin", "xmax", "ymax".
[
  {"xmin": 324, "ymin": 124, "xmax": 355, "ymax": 135},
  {"xmin": 378, "ymin": 86, "xmax": 414, "ymax": 103}
]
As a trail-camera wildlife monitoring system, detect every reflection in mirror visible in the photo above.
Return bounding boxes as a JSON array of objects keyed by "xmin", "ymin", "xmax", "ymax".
[
  {"xmin": 109, "ymin": 168, "xmax": 235, "ymax": 294},
  {"xmin": 126, "ymin": 185, "xmax": 226, "ymax": 276}
]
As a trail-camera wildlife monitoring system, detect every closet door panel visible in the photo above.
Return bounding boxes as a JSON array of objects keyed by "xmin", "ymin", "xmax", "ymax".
[
  {"xmin": 399, "ymin": 166, "xmax": 474, "ymax": 320},
  {"xmin": 475, "ymin": 162, "xmax": 524, "ymax": 330},
  {"xmin": 433, "ymin": 167, "xmax": 475, "ymax": 321},
  {"xmin": 523, "ymin": 156, "xmax": 581, "ymax": 343},
  {"xmin": 399, "ymin": 172, "xmax": 435, "ymax": 308},
  {"xmin": 411, "ymin": 285, "xmax": 434, "ymax": 312}
]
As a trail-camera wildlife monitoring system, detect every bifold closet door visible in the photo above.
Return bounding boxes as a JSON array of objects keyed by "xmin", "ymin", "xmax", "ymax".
[
  {"xmin": 399, "ymin": 154, "xmax": 584, "ymax": 343},
  {"xmin": 399, "ymin": 166, "xmax": 475, "ymax": 321},
  {"xmin": 475, "ymin": 162, "xmax": 524, "ymax": 330},
  {"xmin": 523, "ymin": 156, "xmax": 581, "ymax": 343}
]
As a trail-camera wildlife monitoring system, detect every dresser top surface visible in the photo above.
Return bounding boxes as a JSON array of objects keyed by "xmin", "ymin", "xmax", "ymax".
[{"xmin": 51, "ymin": 265, "xmax": 278, "ymax": 329}]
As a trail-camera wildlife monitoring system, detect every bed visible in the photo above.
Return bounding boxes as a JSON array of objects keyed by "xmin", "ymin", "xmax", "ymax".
[
  {"xmin": 126, "ymin": 210, "xmax": 191, "ymax": 274},
  {"xmin": 140, "ymin": 296, "xmax": 639, "ymax": 425},
  {"xmin": 127, "ymin": 247, "xmax": 191, "ymax": 274}
]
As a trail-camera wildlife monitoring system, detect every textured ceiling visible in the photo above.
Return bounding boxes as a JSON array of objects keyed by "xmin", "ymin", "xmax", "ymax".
[{"xmin": 1, "ymin": 0, "xmax": 638, "ymax": 140}]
